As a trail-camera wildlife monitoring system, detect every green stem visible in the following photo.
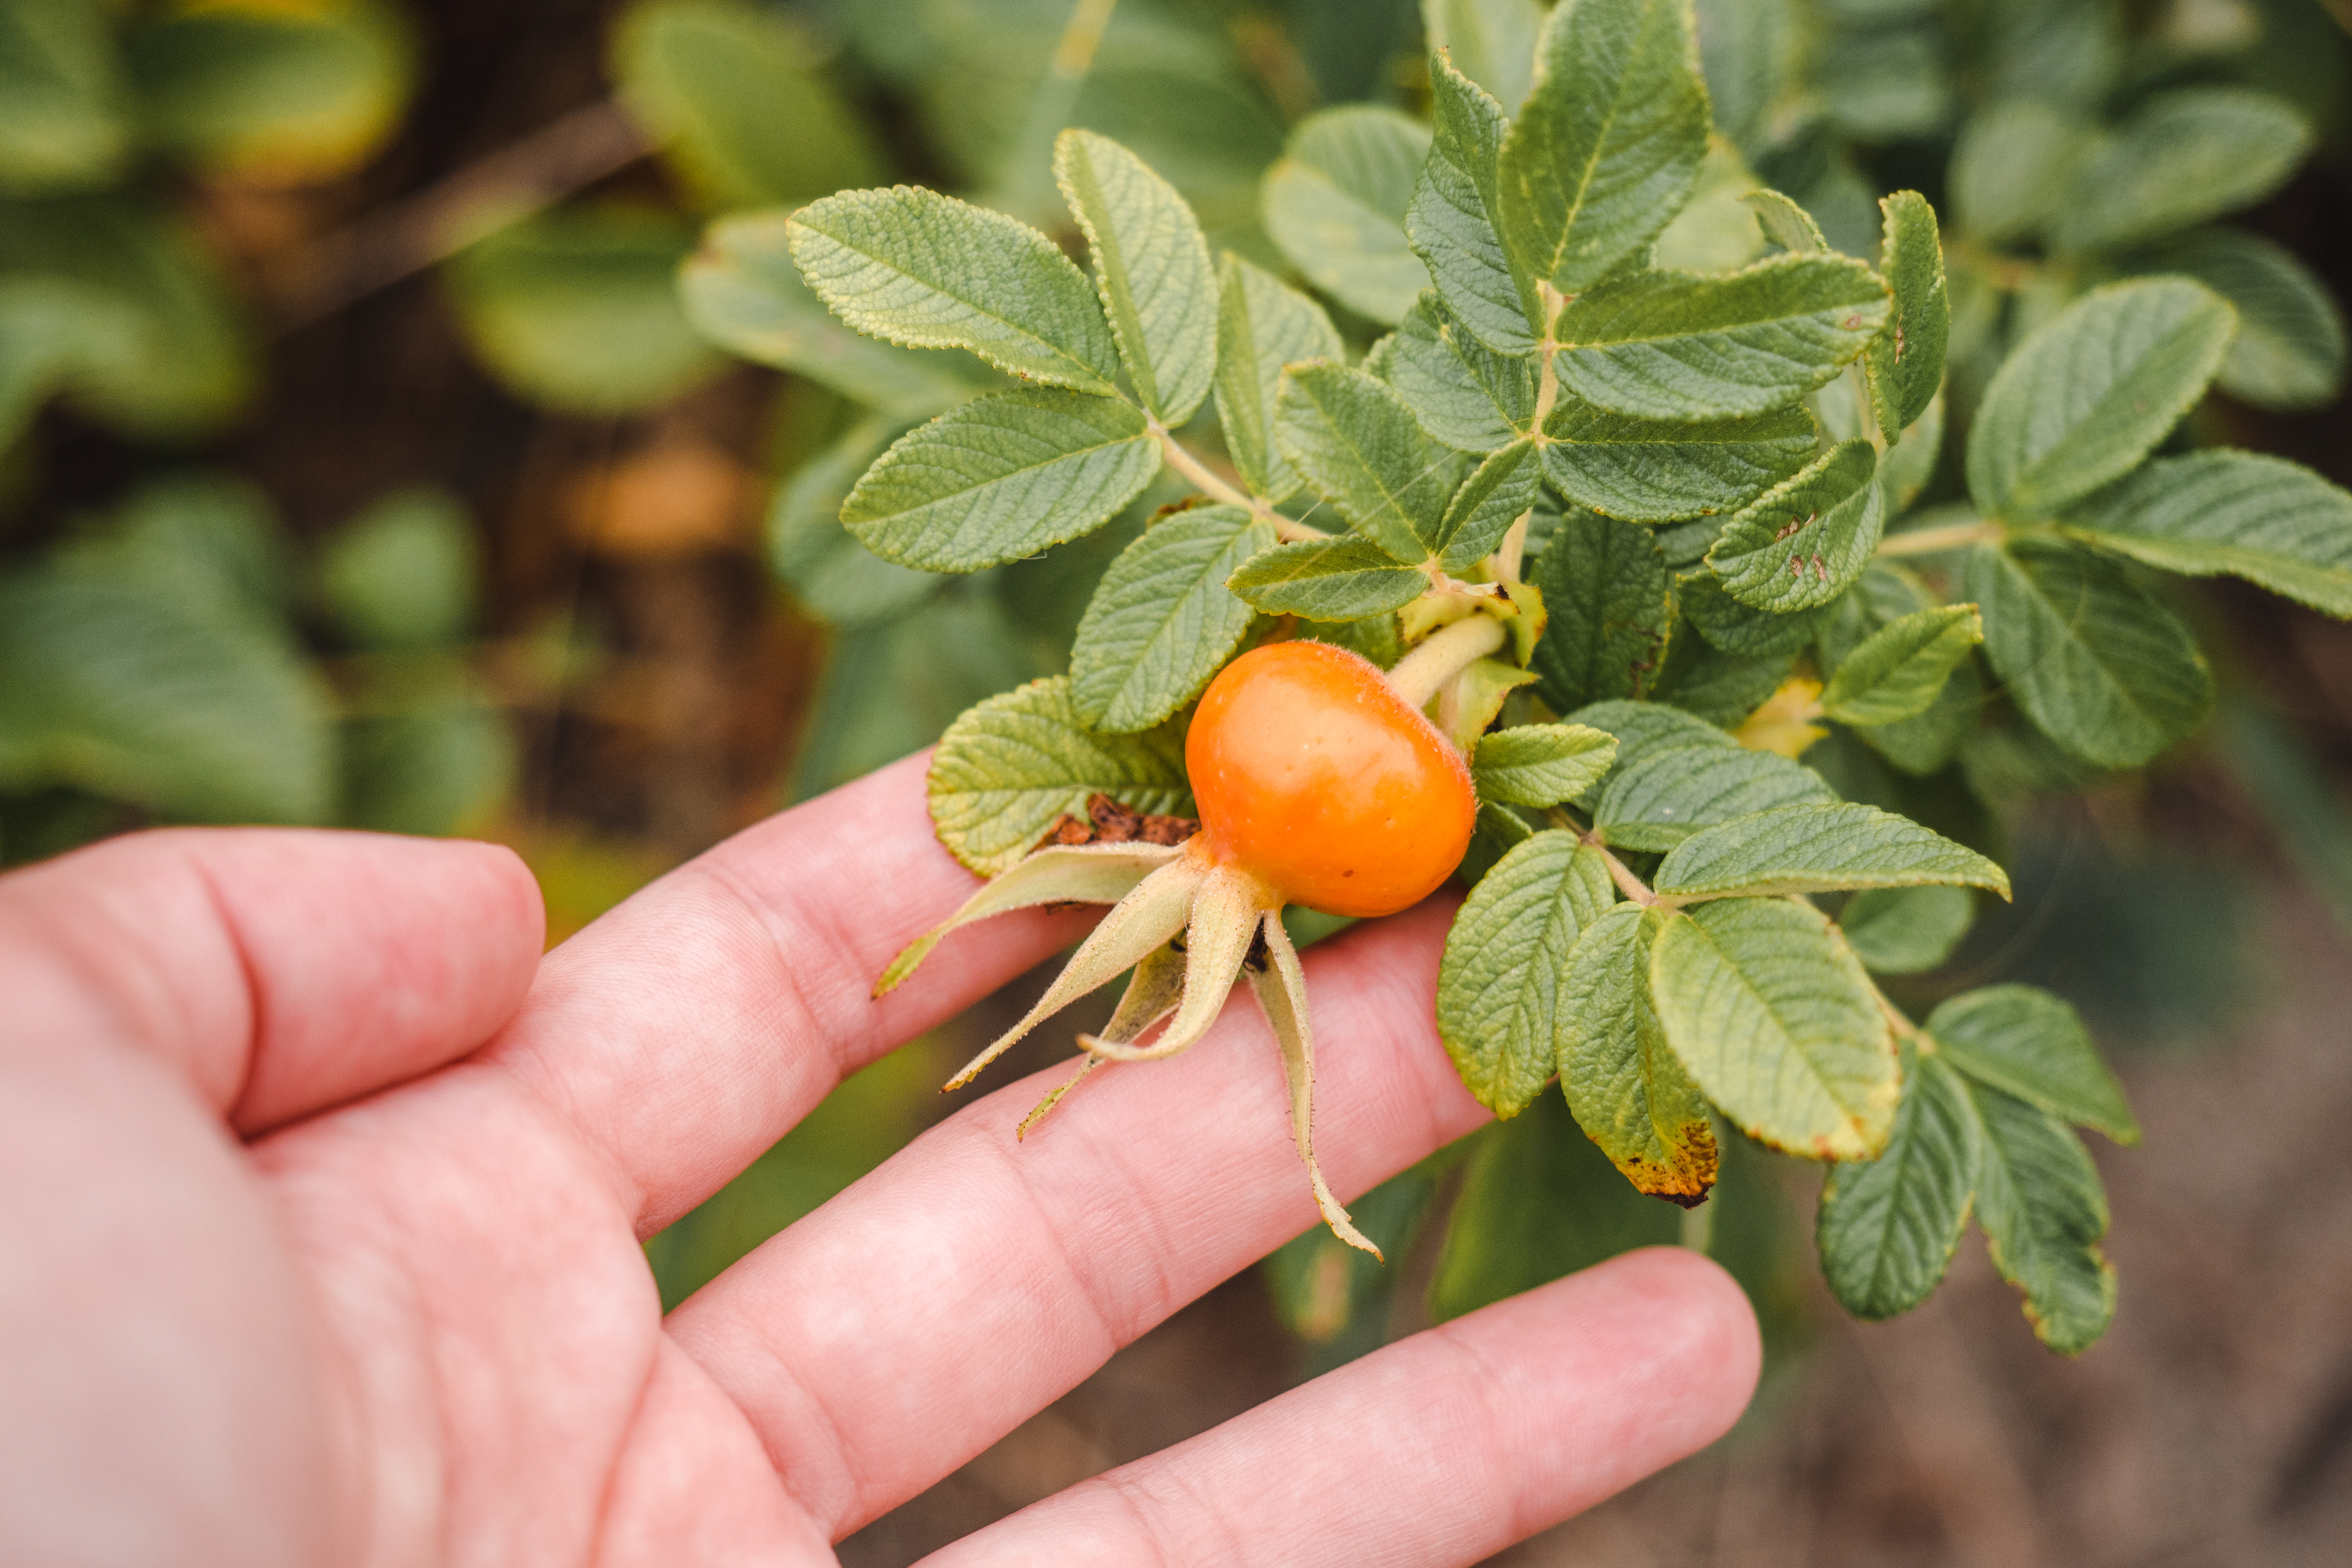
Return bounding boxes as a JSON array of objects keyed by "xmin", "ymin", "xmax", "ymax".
[
  {"xmin": 1387, "ymin": 615, "xmax": 1507, "ymax": 708},
  {"xmin": 1678, "ymin": 1195, "xmax": 1715, "ymax": 1253},
  {"xmin": 1544, "ymin": 808, "xmax": 1657, "ymax": 907},
  {"xmin": 1151, "ymin": 424, "xmax": 1301, "ymax": 532},
  {"xmin": 1877, "ymin": 519, "xmax": 2006, "ymax": 557}
]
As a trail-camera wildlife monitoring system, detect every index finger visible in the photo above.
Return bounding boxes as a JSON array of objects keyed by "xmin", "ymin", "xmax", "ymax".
[{"xmin": 481, "ymin": 753, "xmax": 1094, "ymax": 1231}]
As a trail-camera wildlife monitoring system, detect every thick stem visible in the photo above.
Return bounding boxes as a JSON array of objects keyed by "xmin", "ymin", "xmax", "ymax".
[
  {"xmin": 1877, "ymin": 519, "xmax": 2007, "ymax": 557},
  {"xmin": 1386, "ymin": 614, "xmax": 1507, "ymax": 708}
]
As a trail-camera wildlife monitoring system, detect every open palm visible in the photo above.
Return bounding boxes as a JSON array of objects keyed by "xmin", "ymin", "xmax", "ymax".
[{"xmin": 1, "ymin": 753, "xmax": 1756, "ymax": 1566}]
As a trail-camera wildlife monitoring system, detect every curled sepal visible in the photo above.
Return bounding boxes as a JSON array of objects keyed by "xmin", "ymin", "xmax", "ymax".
[
  {"xmin": 1249, "ymin": 913, "xmax": 1380, "ymax": 1259},
  {"xmin": 1018, "ymin": 942, "xmax": 1187, "ymax": 1140},
  {"xmin": 875, "ymin": 842, "xmax": 1187, "ymax": 996},
  {"xmin": 1077, "ymin": 862, "xmax": 1272, "ymax": 1064},
  {"xmin": 942, "ymin": 850, "xmax": 1206, "ymax": 1090}
]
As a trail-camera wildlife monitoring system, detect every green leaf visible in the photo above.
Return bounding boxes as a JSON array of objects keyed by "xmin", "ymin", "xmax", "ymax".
[
  {"xmin": 1424, "ymin": 0, "xmax": 1544, "ymax": 114},
  {"xmin": 1428, "ymin": 1088, "xmax": 1681, "ymax": 1321},
  {"xmin": 444, "ymin": 207, "xmax": 720, "ymax": 415},
  {"xmin": 1681, "ymin": 574, "xmax": 1825, "ymax": 657},
  {"xmin": 1655, "ymin": 636, "xmax": 1791, "ymax": 728},
  {"xmin": 2139, "ymin": 229, "xmax": 2346, "ymax": 414},
  {"xmin": 1557, "ymin": 902, "xmax": 1719, "ymax": 1203},
  {"xmin": 2058, "ymin": 451, "xmax": 2352, "ymax": 619},
  {"xmin": 1967, "ymin": 539, "xmax": 2213, "ymax": 770},
  {"xmin": 1878, "ymin": 388, "xmax": 1945, "ymax": 512},
  {"xmin": 1966, "ymin": 278, "xmax": 2235, "ymax": 523},
  {"xmin": 1948, "ymin": 99, "xmax": 2092, "ymax": 248},
  {"xmin": 1707, "ymin": 440, "xmax": 1885, "ymax": 612},
  {"xmin": 1649, "ymin": 896, "xmax": 1898, "ymax": 1160},
  {"xmin": 1865, "ymin": 191, "xmax": 1946, "ymax": 441},
  {"xmin": 317, "ymin": 488, "xmax": 475, "ymax": 650},
  {"xmin": 1927, "ymin": 986, "xmax": 2138, "ymax": 1145},
  {"xmin": 1742, "ymin": 187, "xmax": 1825, "ymax": 255},
  {"xmin": 127, "ymin": 0, "xmax": 413, "ymax": 185},
  {"xmin": 1429, "ymin": 655, "xmax": 1537, "ymax": 753},
  {"xmin": 2054, "ymin": 87, "xmax": 2312, "ymax": 255},
  {"xmin": 0, "ymin": 564, "xmax": 331, "ymax": 825},
  {"xmin": 1389, "ymin": 292, "xmax": 1536, "ymax": 453},
  {"xmin": 1273, "ymin": 361, "xmax": 1468, "ymax": 563},
  {"xmin": 768, "ymin": 419, "xmax": 941, "ymax": 628},
  {"xmin": 926, "ymin": 676, "xmax": 1191, "ymax": 875},
  {"xmin": 1261, "ymin": 106, "xmax": 1432, "ymax": 325},
  {"xmin": 340, "ymin": 694, "xmax": 514, "ymax": 839},
  {"xmin": 1554, "ymin": 257, "xmax": 1892, "ymax": 422},
  {"xmin": 1409, "ymin": 48, "xmax": 1538, "ymax": 358},
  {"xmin": 1213, "ymin": 253, "xmax": 1343, "ymax": 503},
  {"xmin": 1497, "ymin": 0, "xmax": 1708, "ymax": 297},
  {"xmin": 1069, "ymin": 504, "xmax": 1271, "ymax": 732},
  {"xmin": 1055, "ymin": 129, "xmax": 1217, "ymax": 426},
  {"xmin": 1816, "ymin": 562, "xmax": 1980, "ymax": 775},
  {"xmin": 1577, "ymin": 699, "xmax": 1837, "ymax": 852},
  {"xmin": 1816, "ymin": 1050, "xmax": 1979, "ymax": 1320},
  {"xmin": 0, "ymin": 194, "xmax": 251, "ymax": 438},
  {"xmin": 839, "ymin": 390, "xmax": 1159, "ymax": 573},
  {"xmin": 680, "ymin": 212, "xmax": 995, "ymax": 419},
  {"xmin": 1964, "ymin": 1079, "xmax": 2116, "ymax": 1355},
  {"xmin": 0, "ymin": 0, "xmax": 130, "ymax": 193},
  {"xmin": 1435, "ymin": 439, "xmax": 1539, "ymax": 570},
  {"xmin": 1818, "ymin": 605, "xmax": 1982, "ymax": 727},
  {"xmin": 1529, "ymin": 513, "xmax": 1671, "ymax": 713},
  {"xmin": 1653, "ymin": 137, "xmax": 1768, "ymax": 275},
  {"xmin": 787, "ymin": 187, "xmax": 1122, "ymax": 396},
  {"xmin": 1652, "ymin": 801, "xmax": 2010, "ymax": 901},
  {"xmin": 1226, "ymin": 535, "xmax": 1427, "ymax": 622},
  {"xmin": 1692, "ymin": 0, "xmax": 1799, "ymax": 159},
  {"xmin": 611, "ymin": 0, "xmax": 881, "ymax": 211},
  {"xmin": 1839, "ymin": 885, "xmax": 1975, "ymax": 975},
  {"xmin": 1438, "ymin": 833, "xmax": 1615, "ymax": 1115},
  {"xmin": 1474, "ymin": 723, "xmax": 1619, "ymax": 807},
  {"xmin": 1540, "ymin": 399, "xmax": 1816, "ymax": 524}
]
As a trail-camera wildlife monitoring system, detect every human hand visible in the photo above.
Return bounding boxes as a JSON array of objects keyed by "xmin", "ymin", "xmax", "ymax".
[{"xmin": 0, "ymin": 753, "xmax": 1758, "ymax": 1566}]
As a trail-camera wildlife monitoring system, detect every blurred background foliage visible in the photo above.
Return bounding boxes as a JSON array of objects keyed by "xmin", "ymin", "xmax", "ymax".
[{"xmin": 4, "ymin": 3, "xmax": 2352, "ymax": 1555}]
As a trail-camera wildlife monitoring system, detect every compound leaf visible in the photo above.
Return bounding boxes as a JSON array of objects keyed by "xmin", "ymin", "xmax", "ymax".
[
  {"xmin": 1069, "ymin": 504, "xmax": 1271, "ymax": 732},
  {"xmin": 2054, "ymin": 87, "xmax": 2311, "ymax": 255},
  {"xmin": 1649, "ymin": 896, "xmax": 1898, "ymax": 1161},
  {"xmin": 1438, "ymin": 833, "xmax": 1615, "ymax": 1115},
  {"xmin": 1816, "ymin": 1050, "xmax": 1980, "ymax": 1320},
  {"xmin": 1965, "ymin": 1079, "xmax": 2116, "ymax": 1355},
  {"xmin": 1557, "ymin": 903, "xmax": 1718, "ymax": 1203},
  {"xmin": 1707, "ymin": 440, "xmax": 1884, "ymax": 611},
  {"xmin": 1473, "ymin": 722, "xmax": 1619, "ymax": 806},
  {"xmin": 1214, "ymin": 253, "xmax": 1344, "ymax": 503},
  {"xmin": 1436, "ymin": 439, "xmax": 1540, "ymax": 570},
  {"xmin": 1866, "ymin": 190, "xmax": 1947, "ymax": 440},
  {"xmin": 1262, "ymin": 105, "xmax": 1432, "ymax": 324},
  {"xmin": 1967, "ymin": 538, "xmax": 2212, "ymax": 770},
  {"xmin": 840, "ymin": 389, "xmax": 1159, "ymax": 571},
  {"xmin": 1555, "ymin": 257, "xmax": 1892, "ymax": 422},
  {"xmin": 1818, "ymin": 604, "xmax": 1983, "ymax": 726},
  {"xmin": 1227, "ymin": 535, "xmax": 1427, "ymax": 621},
  {"xmin": 1927, "ymin": 985, "xmax": 2138, "ymax": 1145},
  {"xmin": 2058, "ymin": 451, "xmax": 2352, "ymax": 619},
  {"xmin": 1055, "ymin": 128, "xmax": 1217, "ymax": 425},
  {"xmin": 926, "ymin": 677, "xmax": 1192, "ymax": 874},
  {"xmin": 1530, "ymin": 513, "xmax": 1672, "ymax": 713},
  {"xmin": 788, "ymin": 186, "xmax": 1122, "ymax": 395},
  {"xmin": 1409, "ymin": 48, "xmax": 1538, "ymax": 357},
  {"xmin": 1274, "ymin": 361, "xmax": 1467, "ymax": 563},
  {"xmin": 1966, "ymin": 278, "xmax": 2235, "ymax": 523},
  {"xmin": 1541, "ymin": 398, "xmax": 1817, "ymax": 525},
  {"xmin": 1652, "ymin": 801, "xmax": 2010, "ymax": 901},
  {"xmin": 1498, "ymin": 0, "xmax": 1708, "ymax": 298}
]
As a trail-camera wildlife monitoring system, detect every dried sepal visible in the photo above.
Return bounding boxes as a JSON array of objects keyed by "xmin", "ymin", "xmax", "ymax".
[
  {"xmin": 1018, "ymin": 942, "xmax": 1186, "ymax": 1140},
  {"xmin": 1251, "ymin": 913, "xmax": 1379, "ymax": 1258},
  {"xmin": 876, "ymin": 841, "xmax": 1186, "ymax": 996},
  {"xmin": 1078, "ymin": 861, "xmax": 1272, "ymax": 1064}
]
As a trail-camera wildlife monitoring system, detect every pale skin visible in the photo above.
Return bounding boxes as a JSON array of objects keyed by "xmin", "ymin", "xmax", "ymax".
[{"xmin": 0, "ymin": 752, "xmax": 1760, "ymax": 1567}]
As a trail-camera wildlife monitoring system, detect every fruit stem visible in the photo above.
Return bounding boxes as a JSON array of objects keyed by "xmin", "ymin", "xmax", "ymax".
[{"xmin": 1385, "ymin": 614, "xmax": 1507, "ymax": 708}]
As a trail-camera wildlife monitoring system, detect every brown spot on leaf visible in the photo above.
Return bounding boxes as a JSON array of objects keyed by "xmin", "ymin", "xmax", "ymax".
[{"xmin": 1035, "ymin": 792, "xmax": 1200, "ymax": 853}]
